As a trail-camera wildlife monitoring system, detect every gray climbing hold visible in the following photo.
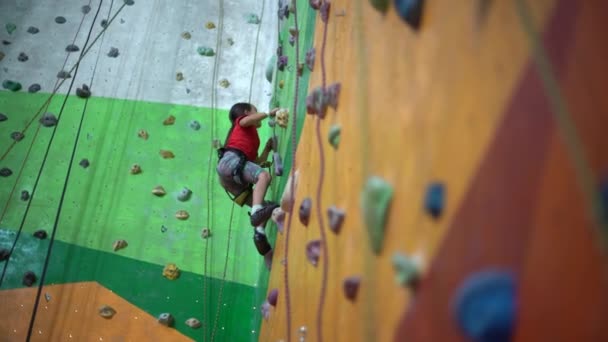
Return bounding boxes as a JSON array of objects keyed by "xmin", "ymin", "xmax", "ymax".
[
  {"xmin": 266, "ymin": 55, "xmax": 276, "ymax": 83},
  {"xmin": 361, "ymin": 176, "xmax": 394, "ymax": 255},
  {"xmin": 22, "ymin": 271, "xmax": 37, "ymax": 287},
  {"xmin": 33, "ymin": 230, "xmax": 48, "ymax": 239},
  {"xmin": 40, "ymin": 113, "xmax": 58, "ymax": 127},
  {"xmin": 306, "ymin": 48, "xmax": 316, "ymax": 71},
  {"xmin": 0, "ymin": 113, "xmax": 6, "ymax": 121},
  {"xmin": 107, "ymin": 47, "xmax": 119, "ymax": 58},
  {"xmin": 0, "ymin": 168, "xmax": 12, "ymax": 177},
  {"xmin": 328, "ymin": 124, "xmax": 341, "ymax": 149},
  {"xmin": 392, "ymin": 252, "xmax": 421, "ymax": 288},
  {"xmin": 124, "ymin": 0, "xmax": 135, "ymax": 5},
  {"xmin": 157, "ymin": 313, "xmax": 175, "ymax": 327},
  {"xmin": 11, "ymin": 131, "xmax": 24, "ymax": 142},
  {"xmin": 305, "ymin": 240, "xmax": 321, "ymax": 266},
  {"xmin": 277, "ymin": 55, "xmax": 288, "ymax": 71},
  {"xmin": 0, "ymin": 249, "xmax": 10, "ymax": 261},
  {"xmin": 267, "ymin": 288, "xmax": 279, "ymax": 306},
  {"xmin": 343, "ymin": 276, "xmax": 361, "ymax": 301},
  {"xmin": 177, "ymin": 188, "xmax": 192, "ymax": 202},
  {"xmin": 306, "ymin": 87, "xmax": 326, "ymax": 117},
  {"xmin": 273, "ymin": 152, "xmax": 283, "ymax": 176},
  {"xmin": 261, "ymin": 300, "xmax": 271, "ymax": 320},
  {"xmin": 299, "ymin": 197, "xmax": 312, "ymax": 226},
  {"xmin": 81, "ymin": 5, "xmax": 91, "ymax": 14},
  {"xmin": 79, "ymin": 159, "xmax": 90, "ymax": 168},
  {"xmin": 327, "ymin": 206, "xmax": 345, "ymax": 234},
  {"xmin": 6, "ymin": 23, "xmax": 16, "ymax": 34},
  {"xmin": 189, "ymin": 120, "xmax": 201, "ymax": 130},
  {"xmin": 99, "ymin": 305, "xmax": 117, "ymax": 318},
  {"xmin": 55, "ymin": 16, "xmax": 67, "ymax": 24},
  {"xmin": 197, "ymin": 46, "xmax": 215, "ymax": 57},
  {"xmin": 76, "ymin": 84, "xmax": 91, "ymax": 98},
  {"xmin": 28, "ymin": 84, "xmax": 41, "ymax": 93},
  {"xmin": 21, "ymin": 190, "xmax": 30, "ymax": 201},
  {"xmin": 246, "ymin": 13, "xmax": 261, "ymax": 24},
  {"xmin": 27, "ymin": 26, "xmax": 39, "ymax": 34},
  {"xmin": 326, "ymin": 82, "xmax": 342, "ymax": 110},
  {"xmin": 2, "ymin": 80, "xmax": 22, "ymax": 92},
  {"xmin": 185, "ymin": 318, "xmax": 201, "ymax": 329},
  {"xmin": 17, "ymin": 52, "xmax": 28, "ymax": 62},
  {"xmin": 100, "ymin": 19, "xmax": 108, "ymax": 28},
  {"xmin": 66, "ymin": 44, "xmax": 80, "ymax": 52},
  {"xmin": 57, "ymin": 70, "xmax": 71, "ymax": 79}
]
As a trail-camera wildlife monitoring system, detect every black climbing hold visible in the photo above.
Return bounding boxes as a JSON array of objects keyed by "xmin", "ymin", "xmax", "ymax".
[
  {"xmin": 395, "ymin": 0, "xmax": 424, "ymax": 30},
  {"xmin": 107, "ymin": 47, "xmax": 119, "ymax": 58},
  {"xmin": 76, "ymin": 84, "xmax": 91, "ymax": 98},
  {"xmin": 21, "ymin": 190, "xmax": 30, "ymax": 201},
  {"xmin": 57, "ymin": 70, "xmax": 71, "ymax": 79},
  {"xmin": 299, "ymin": 197, "xmax": 312, "ymax": 226},
  {"xmin": 276, "ymin": 44, "xmax": 283, "ymax": 57},
  {"xmin": 424, "ymin": 182, "xmax": 445, "ymax": 218},
  {"xmin": 2, "ymin": 40, "xmax": 11, "ymax": 45},
  {"xmin": 0, "ymin": 113, "xmax": 7, "ymax": 121},
  {"xmin": 40, "ymin": 113, "xmax": 58, "ymax": 127},
  {"xmin": 267, "ymin": 288, "xmax": 279, "ymax": 306},
  {"xmin": 0, "ymin": 168, "xmax": 12, "ymax": 177},
  {"xmin": 28, "ymin": 84, "xmax": 41, "ymax": 93},
  {"xmin": 22, "ymin": 271, "xmax": 37, "ymax": 287},
  {"xmin": 157, "ymin": 313, "xmax": 175, "ymax": 327},
  {"xmin": 81, "ymin": 5, "xmax": 91, "ymax": 14},
  {"xmin": 11, "ymin": 131, "xmax": 24, "ymax": 142},
  {"xmin": 343, "ymin": 276, "xmax": 361, "ymax": 301},
  {"xmin": 177, "ymin": 188, "xmax": 192, "ymax": 202},
  {"xmin": 79, "ymin": 159, "xmax": 90, "ymax": 168},
  {"xmin": 305, "ymin": 239, "xmax": 321, "ymax": 266},
  {"xmin": 66, "ymin": 44, "xmax": 80, "ymax": 52},
  {"xmin": 0, "ymin": 248, "xmax": 10, "ymax": 261},
  {"xmin": 33, "ymin": 230, "xmax": 48, "ymax": 239},
  {"xmin": 327, "ymin": 206, "xmax": 345, "ymax": 234},
  {"xmin": 27, "ymin": 26, "xmax": 39, "ymax": 34},
  {"xmin": 124, "ymin": 0, "xmax": 135, "ymax": 5},
  {"xmin": 453, "ymin": 270, "xmax": 516, "ymax": 342},
  {"xmin": 101, "ymin": 19, "xmax": 109, "ymax": 28},
  {"xmin": 2, "ymin": 80, "xmax": 22, "ymax": 92},
  {"xmin": 189, "ymin": 120, "xmax": 201, "ymax": 130},
  {"xmin": 55, "ymin": 16, "xmax": 67, "ymax": 24},
  {"xmin": 278, "ymin": 1, "xmax": 290, "ymax": 20}
]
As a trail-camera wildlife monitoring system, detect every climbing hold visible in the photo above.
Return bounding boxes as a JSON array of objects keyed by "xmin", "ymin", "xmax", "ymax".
[
  {"xmin": 277, "ymin": 55, "xmax": 288, "ymax": 71},
  {"xmin": 227, "ymin": 37, "xmax": 235, "ymax": 46},
  {"xmin": 197, "ymin": 46, "xmax": 215, "ymax": 57},
  {"xmin": 328, "ymin": 124, "xmax": 341, "ymax": 149},
  {"xmin": 305, "ymin": 240, "xmax": 322, "ymax": 266},
  {"xmin": 44, "ymin": 293, "xmax": 51, "ymax": 302},
  {"xmin": 261, "ymin": 300, "xmax": 272, "ymax": 320},
  {"xmin": 361, "ymin": 176, "xmax": 394, "ymax": 255},
  {"xmin": 176, "ymin": 72, "xmax": 184, "ymax": 81},
  {"xmin": 0, "ymin": 51, "xmax": 4, "ymax": 62},
  {"xmin": 27, "ymin": 26, "xmax": 39, "ymax": 34},
  {"xmin": 326, "ymin": 82, "xmax": 342, "ymax": 110},
  {"xmin": 6, "ymin": 23, "xmax": 16, "ymax": 34},
  {"xmin": 212, "ymin": 139, "xmax": 221, "ymax": 149},
  {"xmin": 276, "ymin": 44, "xmax": 283, "ymax": 58},
  {"xmin": 55, "ymin": 16, "xmax": 67, "ymax": 24},
  {"xmin": 0, "ymin": 168, "xmax": 13, "ymax": 177},
  {"xmin": 18, "ymin": 52, "xmax": 29, "ymax": 62},
  {"xmin": 392, "ymin": 252, "xmax": 421, "ymax": 288},
  {"xmin": 205, "ymin": 21, "xmax": 216, "ymax": 29},
  {"xmin": 159, "ymin": 150, "xmax": 175, "ymax": 159},
  {"xmin": 309, "ymin": 0, "xmax": 321, "ymax": 10},
  {"xmin": 320, "ymin": 1, "xmax": 331, "ymax": 23},
  {"xmin": 28, "ymin": 84, "xmax": 41, "ymax": 93},
  {"xmin": 57, "ymin": 70, "xmax": 71, "ymax": 79},
  {"xmin": 219, "ymin": 79, "xmax": 230, "ymax": 88},
  {"xmin": 2, "ymin": 80, "xmax": 22, "ymax": 92},
  {"xmin": 81, "ymin": 5, "xmax": 91, "ymax": 14},
  {"xmin": 424, "ymin": 182, "xmax": 445, "ymax": 218},
  {"xmin": 297, "ymin": 63, "xmax": 304, "ymax": 77},
  {"xmin": 369, "ymin": 0, "xmax": 390, "ymax": 14},
  {"xmin": 100, "ymin": 19, "xmax": 108, "ymax": 28},
  {"xmin": 306, "ymin": 87, "xmax": 327, "ymax": 118},
  {"xmin": 189, "ymin": 120, "xmax": 201, "ymax": 130},
  {"xmin": 161, "ymin": 225, "xmax": 168, "ymax": 233},
  {"xmin": 112, "ymin": 239, "xmax": 128, "ymax": 251},
  {"xmin": 280, "ymin": 169, "xmax": 299, "ymax": 211},
  {"xmin": 162, "ymin": 264, "xmax": 180, "ymax": 280},
  {"xmin": 453, "ymin": 271, "xmax": 516, "ymax": 342},
  {"xmin": 40, "ymin": 113, "xmax": 57, "ymax": 127},
  {"xmin": 246, "ymin": 13, "xmax": 261, "ymax": 24},
  {"xmin": 185, "ymin": 318, "xmax": 202, "ymax": 329},
  {"xmin": 163, "ymin": 115, "xmax": 175, "ymax": 125},
  {"xmin": 289, "ymin": 27, "xmax": 298, "ymax": 37},
  {"xmin": 276, "ymin": 109, "xmax": 289, "ymax": 128},
  {"xmin": 21, "ymin": 190, "xmax": 30, "ymax": 201},
  {"xmin": 395, "ymin": 0, "xmax": 424, "ymax": 29},
  {"xmin": 175, "ymin": 210, "xmax": 189, "ymax": 220},
  {"xmin": 124, "ymin": 0, "xmax": 135, "ymax": 5},
  {"xmin": 0, "ymin": 249, "xmax": 10, "ymax": 261},
  {"xmin": 343, "ymin": 276, "xmax": 361, "ymax": 301},
  {"xmin": 107, "ymin": 47, "xmax": 119, "ymax": 58},
  {"xmin": 177, "ymin": 187, "xmax": 192, "ymax": 201},
  {"xmin": 273, "ymin": 152, "xmax": 283, "ymax": 176},
  {"xmin": 130, "ymin": 164, "xmax": 142, "ymax": 174},
  {"xmin": 271, "ymin": 207, "xmax": 286, "ymax": 233},
  {"xmin": 76, "ymin": 84, "xmax": 91, "ymax": 98},
  {"xmin": 22, "ymin": 271, "xmax": 37, "ymax": 287},
  {"xmin": 181, "ymin": 32, "xmax": 191, "ymax": 40},
  {"xmin": 98, "ymin": 305, "xmax": 116, "ymax": 319},
  {"xmin": 11, "ymin": 131, "xmax": 24, "ymax": 142},
  {"xmin": 137, "ymin": 129, "xmax": 149, "ymax": 139},
  {"xmin": 266, "ymin": 55, "xmax": 276, "ymax": 83},
  {"xmin": 268, "ymin": 288, "xmax": 279, "ymax": 306},
  {"xmin": 279, "ymin": 80, "xmax": 285, "ymax": 89},
  {"xmin": 2, "ymin": 40, "xmax": 10, "ymax": 45},
  {"xmin": 327, "ymin": 206, "xmax": 345, "ymax": 234},
  {"xmin": 33, "ymin": 230, "xmax": 47, "ymax": 239},
  {"xmin": 0, "ymin": 113, "xmax": 6, "ymax": 121},
  {"xmin": 157, "ymin": 313, "xmax": 175, "ymax": 327},
  {"xmin": 79, "ymin": 159, "xmax": 90, "ymax": 168},
  {"xmin": 299, "ymin": 198, "xmax": 312, "ymax": 226},
  {"xmin": 66, "ymin": 44, "xmax": 80, "ymax": 52},
  {"xmin": 201, "ymin": 228, "xmax": 211, "ymax": 239}
]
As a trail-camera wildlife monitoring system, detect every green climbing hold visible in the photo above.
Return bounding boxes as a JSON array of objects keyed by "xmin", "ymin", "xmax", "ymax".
[
  {"xmin": 392, "ymin": 252, "xmax": 420, "ymax": 288},
  {"xmin": 369, "ymin": 0, "xmax": 390, "ymax": 14},
  {"xmin": 361, "ymin": 176, "xmax": 394, "ymax": 255},
  {"xmin": 2, "ymin": 80, "xmax": 22, "ymax": 92},
  {"xmin": 5, "ymin": 23, "xmax": 16, "ymax": 35},
  {"xmin": 197, "ymin": 47, "xmax": 215, "ymax": 57},
  {"xmin": 246, "ymin": 13, "xmax": 261, "ymax": 24},
  {"xmin": 328, "ymin": 125, "xmax": 341, "ymax": 149},
  {"xmin": 266, "ymin": 55, "xmax": 276, "ymax": 83}
]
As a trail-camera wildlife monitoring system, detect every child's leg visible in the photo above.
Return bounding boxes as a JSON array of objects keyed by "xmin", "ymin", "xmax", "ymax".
[{"xmin": 242, "ymin": 162, "xmax": 279, "ymax": 227}]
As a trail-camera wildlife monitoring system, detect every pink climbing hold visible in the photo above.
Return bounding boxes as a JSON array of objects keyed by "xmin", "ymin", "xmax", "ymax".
[
  {"xmin": 272, "ymin": 207, "xmax": 286, "ymax": 233},
  {"xmin": 327, "ymin": 206, "xmax": 345, "ymax": 234},
  {"xmin": 306, "ymin": 240, "xmax": 322, "ymax": 266},
  {"xmin": 343, "ymin": 276, "xmax": 361, "ymax": 301},
  {"xmin": 261, "ymin": 301, "xmax": 271, "ymax": 320},
  {"xmin": 310, "ymin": 0, "xmax": 321, "ymax": 10},
  {"xmin": 267, "ymin": 288, "xmax": 279, "ymax": 306},
  {"xmin": 320, "ymin": 1, "xmax": 331, "ymax": 23},
  {"xmin": 306, "ymin": 48, "xmax": 316, "ymax": 71}
]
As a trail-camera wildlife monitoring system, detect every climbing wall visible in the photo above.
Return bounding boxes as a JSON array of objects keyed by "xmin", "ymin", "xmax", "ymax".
[
  {"xmin": 0, "ymin": 0, "xmax": 317, "ymax": 341},
  {"xmin": 261, "ymin": 0, "xmax": 608, "ymax": 341}
]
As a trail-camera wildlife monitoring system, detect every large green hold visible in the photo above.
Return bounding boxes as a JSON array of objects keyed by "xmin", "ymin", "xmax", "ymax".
[
  {"xmin": 2, "ymin": 80, "xmax": 22, "ymax": 92},
  {"xmin": 361, "ymin": 176, "xmax": 394, "ymax": 254},
  {"xmin": 6, "ymin": 23, "xmax": 16, "ymax": 34},
  {"xmin": 197, "ymin": 47, "xmax": 215, "ymax": 57},
  {"xmin": 369, "ymin": 0, "xmax": 390, "ymax": 14}
]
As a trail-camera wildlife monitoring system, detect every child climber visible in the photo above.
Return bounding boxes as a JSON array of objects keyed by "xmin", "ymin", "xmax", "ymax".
[{"xmin": 217, "ymin": 102, "xmax": 280, "ymax": 256}]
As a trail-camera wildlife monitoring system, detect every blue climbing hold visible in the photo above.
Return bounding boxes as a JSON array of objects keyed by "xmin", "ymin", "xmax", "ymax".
[
  {"xmin": 601, "ymin": 178, "xmax": 608, "ymax": 222},
  {"xmin": 394, "ymin": 0, "xmax": 424, "ymax": 30},
  {"xmin": 424, "ymin": 182, "xmax": 445, "ymax": 218},
  {"xmin": 453, "ymin": 270, "xmax": 516, "ymax": 342}
]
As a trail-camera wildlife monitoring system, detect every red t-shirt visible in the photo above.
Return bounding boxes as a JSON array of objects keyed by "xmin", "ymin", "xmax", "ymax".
[{"xmin": 226, "ymin": 116, "xmax": 259, "ymax": 161}]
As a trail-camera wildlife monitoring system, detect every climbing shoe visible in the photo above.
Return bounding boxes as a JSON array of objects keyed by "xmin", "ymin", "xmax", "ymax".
[
  {"xmin": 250, "ymin": 202, "xmax": 280, "ymax": 226},
  {"xmin": 253, "ymin": 230, "xmax": 272, "ymax": 256}
]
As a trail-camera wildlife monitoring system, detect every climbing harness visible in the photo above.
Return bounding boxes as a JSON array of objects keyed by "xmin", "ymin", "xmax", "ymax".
[{"xmin": 217, "ymin": 147, "xmax": 253, "ymax": 206}]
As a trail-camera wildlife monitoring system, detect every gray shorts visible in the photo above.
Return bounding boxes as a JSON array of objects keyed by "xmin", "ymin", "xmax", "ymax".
[{"xmin": 216, "ymin": 151, "xmax": 264, "ymax": 196}]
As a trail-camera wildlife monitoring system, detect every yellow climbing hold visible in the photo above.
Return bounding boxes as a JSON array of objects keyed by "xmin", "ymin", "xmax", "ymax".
[
  {"xmin": 162, "ymin": 263, "xmax": 180, "ymax": 280},
  {"xmin": 175, "ymin": 210, "xmax": 189, "ymax": 220},
  {"xmin": 176, "ymin": 72, "xmax": 184, "ymax": 81},
  {"xmin": 205, "ymin": 21, "xmax": 216, "ymax": 29},
  {"xmin": 181, "ymin": 32, "xmax": 191, "ymax": 40},
  {"xmin": 219, "ymin": 79, "xmax": 230, "ymax": 88},
  {"xmin": 160, "ymin": 150, "xmax": 175, "ymax": 159}
]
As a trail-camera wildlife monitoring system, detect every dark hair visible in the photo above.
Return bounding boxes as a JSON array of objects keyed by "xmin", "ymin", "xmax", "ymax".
[{"xmin": 224, "ymin": 102, "xmax": 253, "ymax": 145}]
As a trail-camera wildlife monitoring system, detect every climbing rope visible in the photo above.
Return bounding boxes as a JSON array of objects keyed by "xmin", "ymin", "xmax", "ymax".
[{"xmin": 24, "ymin": 1, "xmax": 107, "ymax": 338}]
